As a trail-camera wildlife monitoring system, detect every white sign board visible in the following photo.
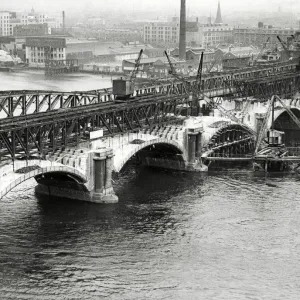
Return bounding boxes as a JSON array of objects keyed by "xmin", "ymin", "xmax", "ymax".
[{"xmin": 90, "ymin": 129, "xmax": 103, "ymax": 140}]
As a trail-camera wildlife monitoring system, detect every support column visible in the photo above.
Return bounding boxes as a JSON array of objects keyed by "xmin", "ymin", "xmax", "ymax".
[
  {"xmin": 92, "ymin": 148, "xmax": 118, "ymax": 203},
  {"xmin": 105, "ymin": 154, "xmax": 113, "ymax": 189},
  {"xmin": 184, "ymin": 119, "xmax": 207, "ymax": 171},
  {"xmin": 195, "ymin": 132, "xmax": 202, "ymax": 158},
  {"xmin": 255, "ymin": 114, "xmax": 265, "ymax": 137},
  {"xmin": 188, "ymin": 134, "xmax": 197, "ymax": 164}
]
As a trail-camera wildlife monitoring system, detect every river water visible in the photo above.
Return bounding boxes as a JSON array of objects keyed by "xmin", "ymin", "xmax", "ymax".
[
  {"xmin": 0, "ymin": 69, "xmax": 114, "ymax": 92},
  {"xmin": 1, "ymin": 71, "xmax": 300, "ymax": 299}
]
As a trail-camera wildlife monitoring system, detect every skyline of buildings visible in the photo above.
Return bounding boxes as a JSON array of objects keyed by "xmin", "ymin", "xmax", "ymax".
[
  {"xmin": 0, "ymin": 1, "xmax": 299, "ymax": 69},
  {"xmin": 2, "ymin": 0, "xmax": 300, "ymax": 14},
  {"xmin": 0, "ymin": 8, "xmax": 64, "ymax": 37}
]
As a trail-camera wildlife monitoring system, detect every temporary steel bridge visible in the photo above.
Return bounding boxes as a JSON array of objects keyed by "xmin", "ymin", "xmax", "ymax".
[{"xmin": 0, "ymin": 59, "xmax": 300, "ymax": 161}]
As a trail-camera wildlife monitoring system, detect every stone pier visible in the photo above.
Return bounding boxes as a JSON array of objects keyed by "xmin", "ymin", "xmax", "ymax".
[
  {"xmin": 31, "ymin": 147, "xmax": 119, "ymax": 204},
  {"xmin": 184, "ymin": 118, "xmax": 207, "ymax": 171},
  {"xmin": 91, "ymin": 148, "xmax": 118, "ymax": 203}
]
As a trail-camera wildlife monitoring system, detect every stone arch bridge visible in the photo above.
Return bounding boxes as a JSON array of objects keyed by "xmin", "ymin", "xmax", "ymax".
[
  {"xmin": 1, "ymin": 104, "xmax": 298, "ymax": 203},
  {"xmin": 0, "ymin": 120, "xmax": 205, "ymax": 203}
]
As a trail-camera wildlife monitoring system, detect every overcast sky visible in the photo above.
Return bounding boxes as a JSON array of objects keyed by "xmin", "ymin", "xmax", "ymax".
[{"xmin": 2, "ymin": 0, "xmax": 300, "ymax": 15}]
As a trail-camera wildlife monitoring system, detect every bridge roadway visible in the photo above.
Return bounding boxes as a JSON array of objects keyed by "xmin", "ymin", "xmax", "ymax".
[{"xmin": 0, "ymin": 60, "xmax": 299, "ymax": 118}]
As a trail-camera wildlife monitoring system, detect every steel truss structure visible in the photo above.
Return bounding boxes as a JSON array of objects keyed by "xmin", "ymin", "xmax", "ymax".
[
  {"xmin": 205, "ymin": 124, "xmax": 255, "ymax": 158},
  {"xmin": 0, "ymin": 95, "xmax": 188, "ymax": 160},
  {"xmin": 0, "ymin": 60, "xmax": 300, "ymax": 161},
  {"xmin": 0, "ymin": 91, "xmax": 112, "ymax": 118},
  {"xmin": 234, "ymin": 72, "xmax": 300, "ymax": 100},
  {"xmin": 0, "ymin": 60, "xmax": 299, "ymax": 119}
]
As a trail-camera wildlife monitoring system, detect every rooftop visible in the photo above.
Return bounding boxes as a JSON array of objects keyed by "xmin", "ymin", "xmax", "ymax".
[
  {"xmin": 123, "ymin": 56, "xmax": 183, "ymax": 65},
  {"xmin": 223, "ymin": 47, "xmax": 261, "ymax": 58}
]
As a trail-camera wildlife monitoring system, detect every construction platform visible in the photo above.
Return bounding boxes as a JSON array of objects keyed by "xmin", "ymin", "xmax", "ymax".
[{"xmin": 253, "ymin": 146, "xmax": 300, "ymax": 172}]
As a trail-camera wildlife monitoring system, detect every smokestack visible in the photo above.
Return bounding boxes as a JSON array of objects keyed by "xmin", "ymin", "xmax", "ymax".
[
  {"xmin": 62, "ymin": 11, "xmax": 65, "ymax": 34},
  {"xmin": 179, "ymin": 0, "xmax": 186, "ymax": 60}
]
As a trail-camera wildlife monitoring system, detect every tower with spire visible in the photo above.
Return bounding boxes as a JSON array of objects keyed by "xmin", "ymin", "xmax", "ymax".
[{"xmin": 214, "ymin": 1, "xmax": 223, "ymax": 24}]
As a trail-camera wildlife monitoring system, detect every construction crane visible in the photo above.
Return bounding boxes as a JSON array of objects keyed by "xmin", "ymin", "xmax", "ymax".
[
  {"xmin": 112, "ymin": 49, "xmax": 143, "ymax": 100},
  {"xmin": 164, "ymin": 50, "xmax": 191, "ymax": 115},
  {"xmin": 164, "ymin": 51, "xmax": 197, "ymax": 116},
  {"xmin": 259, "ymin": 37, "xmax": 270, "ymax": 57},
  {"xmin": 263, "ymin": 36, "xmax": 271, "ymax": 48},
  {"xmin": 165, "ymin": 50, "xmax": 257, "ymax": 135},
  {"xmin": 164, "ymin": 50, "xmax": 189, "ymax": 87},
  {"xmin": 191, "ymin": 52, "xmax": 204, "ymax": 116},
  {"xmin": 251, "ymin": 37, "xmax": 271, "ymax": 66},
  {"xmin": 254, "ymin": 95, "xmax": 300, "ymax": 154},
  {"xmin": 207, "ymin": 55, "xmax": 223, "ymax": 73},
  {"xmin": 277, "ymin": 36, "xmax": 288, "ymax": 51},
  {"xmin": 129, "ymin": 49, "xmax": 143, "ymax": 82}
]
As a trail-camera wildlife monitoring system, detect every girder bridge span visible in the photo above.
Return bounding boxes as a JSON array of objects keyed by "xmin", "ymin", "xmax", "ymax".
[
  {"xmin": 0, "ymin": 94, "xmax": 189, "ymax": 160},
  {"xmin": 0, "ymin": 61, "xmax": 299, "ymax": 119}
]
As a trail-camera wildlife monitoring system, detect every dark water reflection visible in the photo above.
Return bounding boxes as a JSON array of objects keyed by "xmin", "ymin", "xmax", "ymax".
[{"xmin": 1, "ymin": 165, "xmax": 300, "ymax": 299}]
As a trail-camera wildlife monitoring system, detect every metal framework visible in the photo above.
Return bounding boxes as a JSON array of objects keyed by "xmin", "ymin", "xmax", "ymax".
[
  {"xmin": 129, "ymin": 49, "xmax": 143, "ymax": 81},
  {"xmin": 0, "ymin": 91, "xmax": 111, "ymax": 118},
  {"xmin": 0, "ymin": 60, "xmax": 299, "ymax": 118},
  {"xmin": 254, "ymin": 95, "xmax": 300, "ymax": 154},
  {"xmin": 0, "ymin": 94, "xmax": 188, "ymax": 160},
  {"xmin": 206, "ymin": 124, "xmax": 255, "ymax": 157},
  {"xmin": 234, "ymin": 72, "xmax": 300, "ymax": 100},
  {"xmin": 1, "ymin": 59, "xmax": 300, "ymax": 161}
]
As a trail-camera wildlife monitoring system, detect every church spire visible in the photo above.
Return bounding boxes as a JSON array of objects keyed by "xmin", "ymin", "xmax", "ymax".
[{"xmin": 214, "ymin": 1, "xmax": 223, "ymax": 24}]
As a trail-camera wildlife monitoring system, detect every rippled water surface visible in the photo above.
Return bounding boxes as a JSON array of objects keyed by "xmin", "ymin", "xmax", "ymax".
[{"xmin": 1, "ymin": 166, "xmax": 300, "ymax": 300}]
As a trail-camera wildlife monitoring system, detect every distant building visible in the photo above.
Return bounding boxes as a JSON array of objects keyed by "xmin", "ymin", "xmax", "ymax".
[
  {"xmin": 215, "ymin": 1, "xmax": 223, "ymax": 25},
  {"xmin": 143, "ymin": 48, "xmax": 165, "ymax": 58},
  {"xmin": 0, "ymin": 36, "xmax": 26, "ymax": 61},
  {"xmin": 25, "ymin": 36, "xmax": 66, "ymax": 67},
  {"xmin": 171, "ymin": 47, "xmax": 216, "ymax": 70},
  {"xmin": 215, "ymin": 45, "xmax": 261, "ymax": 70},
  {"xmin": 186, "ymin": 48, "xmax": 215, "ymax": 67},
  {"xmin": 186, "ymin": 2, "xmax": 233, "ymax": 47},
  {"xmin": 234, "ymin": 23, "xmax": 295, "ymax": 47},
  {"xmin": 13, "ymin": 23, "xmax": 50, "ymax": 36},
  {"xmin": 187, "ymin": 23, "xmax": 234, "ymax": 48},
  {"xmin": 46, "ymin": 17, "xmax": 62, "ymax": 29},
  {"xmin": 122, "ymin": 56, "xmax": 182, "ymax": 76},
  {"xmin": 16, "ymin": 8, "xmax": 46, "ymax": 26},
  {"xmin": 109, "ymin": 47, "xmax": 146, "ymax": 61},
  {"xmin": 0, "ymin": 11, "xmax": 10, "ymax": 36},
  {"xmin": 99, "ymin": 28, "xmax": 142, "ymax": 43},
  {"xmin": 143, "ymin": 22, "xmax": 180, "ymax": 45},
  {"xmin": 14, "ymin": 8, "xmax": 61, "ymax": 31}
]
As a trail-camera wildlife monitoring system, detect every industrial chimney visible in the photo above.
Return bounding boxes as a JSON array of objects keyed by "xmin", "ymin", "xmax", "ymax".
[
  {"xmin": 179, "ymin": 0, "xmax": 186, "ymax": 60},
  {"xmin": 62, "ymin": 11, "xmax": 65, "ymax": 34}
]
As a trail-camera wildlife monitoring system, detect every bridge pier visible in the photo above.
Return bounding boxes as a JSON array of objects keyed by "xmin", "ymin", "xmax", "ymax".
[
  {"xmin": 255, "ymin": 113, "xmax": 265, "ymax": 136},
  {"xmin": 188, "ymin": 134, "xmax": 197, "ymax": 164},
  {"xmin": 91, "ymin": 148, "xmax": 118, "ymax": 204},
  {"xmin": 185, "ymin": 118, "xmax": 207, "ymax": 171}
]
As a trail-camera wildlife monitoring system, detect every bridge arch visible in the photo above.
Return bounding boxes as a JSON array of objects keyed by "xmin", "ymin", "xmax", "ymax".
[
  {"xmin": 203, "ymin": 122, "xmax": 255, "ymax": 157},
  {"xmin": 113, "ymin": 138, "xmax": 186, "ymax": 173},
  {"xmin": 0, "ymin": 165, "xmax": 87, "ymax": 200},
  {"xmin": 270, "ymin": 107, "xmax": 300, "ymax": 146}
]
